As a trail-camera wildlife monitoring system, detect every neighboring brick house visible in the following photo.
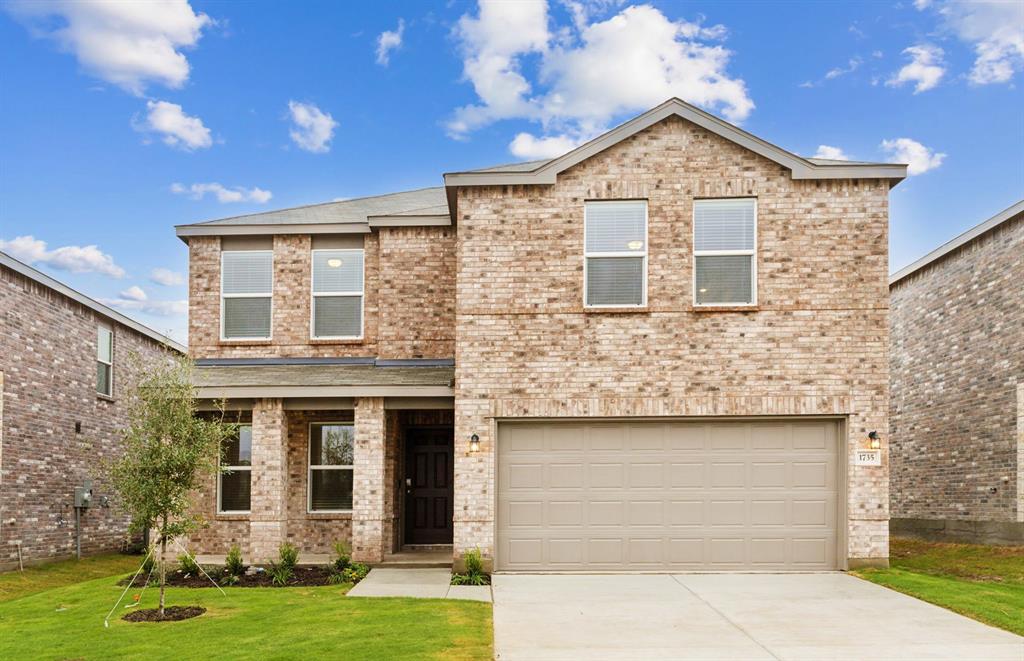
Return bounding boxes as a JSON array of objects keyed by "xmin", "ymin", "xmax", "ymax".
[
  {"xmin": 0, "ymin": 252, "xmax": 184, "ymax": 570},
  {"xmin": 890, "ymin": 200, "xmax": 1024, "ymax": 544},
  {"xmin": 177, "ymin": 98, "xmax": 906, "ymax": 571}
]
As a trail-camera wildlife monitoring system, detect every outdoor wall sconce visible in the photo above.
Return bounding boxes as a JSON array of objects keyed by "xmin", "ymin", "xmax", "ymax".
[
  {"xmin": 868, "ymin": 430, "xmax": 881, "ymax": 449},
  {"xmin": 469, "ymin": 434, "xmax": 481, "ymax": 453}
]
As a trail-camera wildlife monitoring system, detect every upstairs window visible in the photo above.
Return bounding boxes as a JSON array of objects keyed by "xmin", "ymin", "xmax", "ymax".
[
  {"xmin": 221, "ymin": 251, "xmax": 273, "ymax": 340},
  {"xmin": 584, "ymin": 201, "xmax": 648, "ymax": 307},
  {"xmin": 96, "ymin": 326, "xmax": 113, "ymax": 397},
  {"xmin": 311, "ymin": 249, "xmax": 364, "ymax": 339},
  {"xmin": 693, "ymin": 199, "xmax": 757, "ymax": 305},
  {"xmin": 219, "ymin": 424, "xmax": 252, "ymax": 513},
  {"xmin": 308, "ymin": 423, "xmax": 355, "ymax": 512}
]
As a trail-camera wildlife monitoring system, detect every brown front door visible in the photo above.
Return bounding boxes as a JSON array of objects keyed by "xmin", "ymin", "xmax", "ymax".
[{"xmin": 404, "ymin": 427, "xmax": 454, "ymax": 545}]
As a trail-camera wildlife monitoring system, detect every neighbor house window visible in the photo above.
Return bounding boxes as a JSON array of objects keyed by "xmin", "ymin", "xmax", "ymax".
[
  {"xmin": 311, "ymin": 249, "xmax": 364, "ymax": 339},
  {"xmin": 219, "ymin": 424, "xmax": 252, "ymax": 513},
  {"xmin": 584, "ymin": 200, "xmax": 647, "ymax": 307},
  {"xmin": 693, "ymin": 198, "xmax": 757, "ymax": 305},
  {"xmin": 221, "ymin": 251, "xmax": 273, "ymax": 340},
  {"xmin": 96, "ymin": 326, "xmax": 113, "ymax": 397},
  {"xmin": 308, "ymin": 423, "xmax": 354, "ymax": 512}
]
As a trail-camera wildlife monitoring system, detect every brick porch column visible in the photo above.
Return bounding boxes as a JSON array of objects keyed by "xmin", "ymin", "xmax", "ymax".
[
  {"xmin": 249, "ymin": 398, "xmax": 288, "ymax": 563},
  {"xmin": 352, "ymin": 397, "xmax": 387, "ymax": 563}
]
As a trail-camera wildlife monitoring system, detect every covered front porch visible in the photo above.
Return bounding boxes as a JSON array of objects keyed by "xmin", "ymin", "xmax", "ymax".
[{"xmin": 188, "ymin": 360, "xmax": 456, "ymax": 566}]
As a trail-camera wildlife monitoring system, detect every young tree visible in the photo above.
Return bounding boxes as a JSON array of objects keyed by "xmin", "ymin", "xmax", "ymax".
[{"xmin": 109, "ymin": 354, "xmax": 235, "ymax": 617}]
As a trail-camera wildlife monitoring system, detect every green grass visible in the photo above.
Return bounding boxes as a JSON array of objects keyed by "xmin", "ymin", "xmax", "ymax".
[
  {"xmin": 0, "ymin": 569, "xmax": 492, "ymax": 660},
  {"xmin": 855, "ymin": 538, "xmax": 1024, "ymax": 636},
  {"xmin": 0, "ymin": 554, "xmax": 143, "ymax": 602}
]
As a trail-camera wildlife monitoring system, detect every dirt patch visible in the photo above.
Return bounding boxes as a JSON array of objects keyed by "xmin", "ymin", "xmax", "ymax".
[
  {"xmin": 123, "ymin": 606, "xmax": 206, "ymax": 622},
  {"xmin": 120, "ymin": 565, "xmax": 340, "ymax": 588}
]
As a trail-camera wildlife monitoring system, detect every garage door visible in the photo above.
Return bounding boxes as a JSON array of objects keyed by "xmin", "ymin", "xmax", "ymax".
[{"xmin": 496, "ymin": 419, "xmax": 840, "ymax": 571}]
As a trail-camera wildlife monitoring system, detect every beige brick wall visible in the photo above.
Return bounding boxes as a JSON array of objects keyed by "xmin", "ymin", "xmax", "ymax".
[{"xmin": 453, "ymin": 115, "xmax": 891, "ymax": 565}]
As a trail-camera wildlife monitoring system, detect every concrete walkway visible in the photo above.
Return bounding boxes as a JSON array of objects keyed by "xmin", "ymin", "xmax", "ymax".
[
  {"xmin": 346, "ymin": 568, "xmax": 491, "ymax": 602},
  {"xmin": 493, "ymin": 573, "xmax": 1023, "ymax": 660}
]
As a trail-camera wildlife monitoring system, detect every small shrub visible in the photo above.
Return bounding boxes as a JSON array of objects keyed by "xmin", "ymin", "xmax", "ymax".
[
  {"xmin": 178, "ymin": 550, "xmax": 200, "ymax": 575},
  {"xmin": 341, "ymin": 562, "xmax": 370, "ymax": 584},
  {"xmin": 267, "ymin": 562, "xmax": 293, "ymax": 587},
  {"xmin": 219, "ymin": 573, "xmax": 240, "ymax": 587},
  {"xmin": 326, "ymin": 570, "xmax": 347, "ymax": 585},
  {"xmin": 224, "ymin": 544, "xmax": 245, "ymax": 577},
  {"xmin": 451, "ymin": 548, "xmax": 490, "ymax": 586},
  {"xmin": 278, "ymin": 542, "xmax": 299, "ymax": 571},
  {"xmin": 331, "ymin": 540, "xmax": 351, "ymax": 572}
]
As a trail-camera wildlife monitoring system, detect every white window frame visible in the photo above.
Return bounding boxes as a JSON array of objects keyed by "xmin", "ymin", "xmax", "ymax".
[
  {"xmin": 583, "ymin": 200, "xmax": 649, "ymax": 309},
  {"xmin": 310, "ymin": 249, "xmax": 365, "ymax": 340},
  {"xmin": 307, "ymin": 421, "xmax": 355, "ymax": 514},
  {"xmin": 96, "ymin": 325, "xmax": 113, "ymax": 397},
  {"xmin": 692, "ymin": 197, "xmax": 758, "ymax": 307},
  {"xmin": 218, "ymin": 423, "xmax": 252, "ymax": 515},
  {"xmin": 220, "ymin": 250, "xmax": 274, "ymax": 341}
]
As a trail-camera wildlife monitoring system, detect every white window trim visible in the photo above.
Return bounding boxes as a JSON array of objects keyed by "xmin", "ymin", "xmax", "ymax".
[
  {"xmin": 96, "ymin": 326, "xmax": 113, "ymax": 397},
  {"xmin": 692, "ymin": 197, "xmax": 758, "ymax": 307},
  {"xmin": 310, "ymin": 248, "xmax": 365, "ymax": 340},
  {"xmin": 307, "ymin": 421, "xmax": 355, "ymax": 514},
  {"xmin": 218, "ymin": 423, "xmax": 252, "ymax": 515},
  {"xmin": 583, "ymin": 200, "xmax": 649, "ymax": 308},
  {"xmin": 220, "ymin": 250, "xmax": 274, "ymax": 341}
]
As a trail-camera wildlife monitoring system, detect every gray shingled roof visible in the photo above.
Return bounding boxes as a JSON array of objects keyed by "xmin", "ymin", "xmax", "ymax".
[
  {"xmin": 194, "ymin": 364, "xmax": 454, "ymax": 388},
  {"xmin": 183, "ymin": 187, "xmax": 447, "ymax": 227},
  {"xmin": 449, "ymin": 158, "xmax": 553, "ymax": 175}
]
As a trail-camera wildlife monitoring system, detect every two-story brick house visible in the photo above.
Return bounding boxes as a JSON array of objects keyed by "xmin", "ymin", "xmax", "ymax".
[{"xmin": 177, "ymin": 99, "xmax": 906, "ymax": 571}]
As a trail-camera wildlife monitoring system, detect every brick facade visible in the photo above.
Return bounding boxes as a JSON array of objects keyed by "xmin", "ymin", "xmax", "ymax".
[
  {"xmin": 0, "ymin": 263, "xmax": 175, "ymax": 570},
  {"xmin": 453, "ymin": 115, "xmax": 891, "ymax": 566},
  {"xmin": 890, "ymin": 213, "xmax": 1023, "ymax": 538}
]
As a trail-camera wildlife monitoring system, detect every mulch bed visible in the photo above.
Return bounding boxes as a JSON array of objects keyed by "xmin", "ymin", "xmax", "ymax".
[
  {"xmin": 120, "ymin": 565, "xmax": 337, "ymax": 588},
  {"xmin": 123, "ymin": 606, "xmax": 206, "ymax": 622}
]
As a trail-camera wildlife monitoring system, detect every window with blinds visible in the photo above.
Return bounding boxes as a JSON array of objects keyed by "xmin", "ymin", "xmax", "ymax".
[
  {"xmin": 693, "ymin": 198, "xmax": 756, "ymax": 305},
  {"xmin": 221, "ymin": 251, "xmax": 273, "ymax": 339},
  {"xmin": 308, "ymin": 423, "xmax": 354, "ymax": 512},
  {"xmin": 584, "ymin": 200, "xmax": 647, "ymax": 307},
  {"xmin": 219, "ymin": 425, "xmax": 252, "ymax": 513},
  {"xmin": 311, "ymin": 249, "xmax": 364, "ymax": 338}
]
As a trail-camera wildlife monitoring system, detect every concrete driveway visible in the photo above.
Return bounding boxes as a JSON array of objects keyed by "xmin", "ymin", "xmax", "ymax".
[{"xmin": 493, "ymin": 573, "xmax": 1023, "ymax": 660}]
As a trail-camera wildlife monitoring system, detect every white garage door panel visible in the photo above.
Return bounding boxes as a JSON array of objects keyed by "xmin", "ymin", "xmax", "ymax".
[{"xmin": 496, "ymin": 420, "xmax": 840, "ymax": 571}]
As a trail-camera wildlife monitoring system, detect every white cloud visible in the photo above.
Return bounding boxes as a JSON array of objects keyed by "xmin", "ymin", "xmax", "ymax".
[
  {"xmin": 101, "ymin": 296, "xmax": 187, "ymax": 317},
  {"xmin": 449, "ymin": 1, "xmax": 753, "ymax": 153},
  {"xmin": 0, "ymin": 235, "xmax": 126, "ymax": 277},
  {"xmin": 887, "ymin": 45, "xmax": 946, "ymax": 93},
  {"xmin": 509, "ymin": 132, "xmax": 580, "ymax": 159},
  {"xmin": 137, "ymin": 100, "xmax": 212, "ymax": 150},
  {"xmin": 914, "ymin": 0, "xmax": 933, "ymax": 9},
  {"xmin": 150, "ymin": 268, "xmax": 185, "ymax": 286},
  {"xmin": 287, "ymin": 101, "xmax": 338, "ymax": 153},
  {"xmin": 119, "ymin": 285, "xmax": 147, "ymax": 301},
  {"xmin": 825, "ymin": 57, "xmax": 862, "ymax": 80},
  {"xmin": 812, "ymin": 145, "xmax": 850, "ymax": 160},
  {"xmin": 376, "ymin": 18, "xmax": 405, "ymax": 65},
  {"xmin": 938, "ymin": 1, "xmax": 1024, "ymax": 84},
  {"xmin": 4, "ymin": 0, "xmax": 211, "ymax": 96},
  {"xmin": 171, "ymin": 182, "xmax": 272, "ymax": 203},
  {"xmin": 881, "ymin": 138, "xmax": 946, "ymax": 175}
]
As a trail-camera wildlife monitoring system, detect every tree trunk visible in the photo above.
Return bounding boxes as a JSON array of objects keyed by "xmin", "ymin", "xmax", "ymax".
[{"xmin": 159, "ymin": 520, "xmax": 167, "ymax": 618}]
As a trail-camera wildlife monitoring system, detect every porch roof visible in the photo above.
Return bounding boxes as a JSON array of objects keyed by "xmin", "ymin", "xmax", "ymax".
[{"xmin": 193, "ymin": 363, "xmax": 455, "ymax": 398}]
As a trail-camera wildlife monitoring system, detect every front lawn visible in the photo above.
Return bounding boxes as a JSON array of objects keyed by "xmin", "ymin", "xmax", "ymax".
[
  {"xmin": 854, "ymin": 537, "xmax": 1024, "ymax": 636},
  {"xmin": 0, "ymin": 569, "xmax": 492, "ymax": 660},
  {"xmin": 0, "ymin": 554, "xmax": 142, "ymax": 602}
]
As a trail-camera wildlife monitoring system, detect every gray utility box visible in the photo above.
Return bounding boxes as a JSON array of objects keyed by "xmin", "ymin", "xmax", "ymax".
[{"xmin": 74, "ymin": 480, "xmax": 93, "ymax": 509}]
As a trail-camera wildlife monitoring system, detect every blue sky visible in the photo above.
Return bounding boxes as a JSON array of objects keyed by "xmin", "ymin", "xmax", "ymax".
[{"xmin": 1, "ymin": 0, "xmax": 1022, "ymax": 344}]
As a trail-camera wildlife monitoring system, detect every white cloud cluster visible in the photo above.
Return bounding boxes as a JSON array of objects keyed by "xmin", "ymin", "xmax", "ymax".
[
  {"xmin": 887, "ymin": 45, "xmax": 946, "ymax": 93},
  {"xmin": 101, "ymin": 293, "xmax": 187, "ymax": 317},
  {"xmin": 812, "ymin": 145, "xmax": 850, "ymax": 160},
  {"xmin": 937, "ymin": 0, "xmax": 1024, "ymax": 84},
  {"xmin": 4, "ymin": 0, "xmax": 211, "ymax": 95},
  {"xmin": 287, "ymin": 101, "xmax": 338, "ymax": 153},
  {"xmin": 376, "ymin": 19, "xmax": 405, "ymax": 66},
  {"xmin": 825, "ymin": 57, "xmax": 863, "ymax": 80},
  {"xmin": 150, "ymin": 267, "xmax": 185, "ymax": 286},
  {"xmin": 449, "ymin": 1, "xmax": 753, "ymax": 158},
  {"xmin": 137, "ymin": 100, "xmax": 212, "ymax": 150},
  {"xmin": 0, "ymin": 235, "xmax": 125, "ymax": 277},
  {"xmin": 119, "ymin": 285, "xmax": 147, "ymax": 301},
  {"xmin": 509, "ymin": 132, "xmax": 581, "ymax": 159},
  {"xmin": 881, "ymin": 138, "xmax": 946, "ymax": 175},
  {"xmin": 171, "ymin": 182, "xmax": 272, "ymax": 203}
]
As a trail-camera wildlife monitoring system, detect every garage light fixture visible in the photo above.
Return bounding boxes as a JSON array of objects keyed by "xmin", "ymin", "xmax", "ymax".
[{"xmin": 469, "ymin": 434, "xmax": 480, "ymax": 453}]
